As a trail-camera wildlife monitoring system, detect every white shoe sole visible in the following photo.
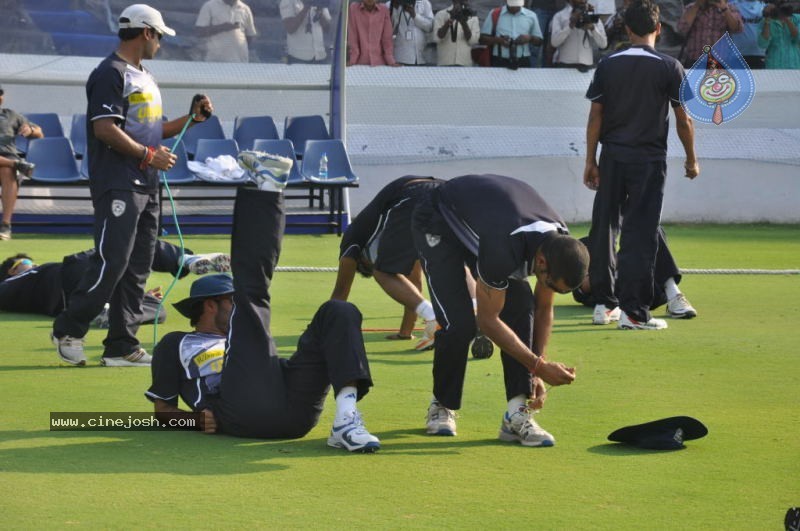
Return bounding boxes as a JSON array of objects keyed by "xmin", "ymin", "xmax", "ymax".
[
  {"xmin": 498, "ymin": 428, "xmax": 555, "ymax": 447},
  {"xmin": 100, "ymin": 357, "xmax": 150, "ymax": 367}
]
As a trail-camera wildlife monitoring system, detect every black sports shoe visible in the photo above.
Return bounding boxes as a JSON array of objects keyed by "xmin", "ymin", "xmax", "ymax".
[{"xmin": 15, "ymin": 160, "xmax": 35, "ymax": 180}]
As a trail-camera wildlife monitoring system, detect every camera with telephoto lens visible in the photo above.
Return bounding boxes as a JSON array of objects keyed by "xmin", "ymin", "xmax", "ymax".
[
  {"xmin": 453, "ymin": 4, "xmax": 476, "ymax": 20},
  {"xmin": 575, "ymin": 6, "xmax": 600, "ymax": 28}
]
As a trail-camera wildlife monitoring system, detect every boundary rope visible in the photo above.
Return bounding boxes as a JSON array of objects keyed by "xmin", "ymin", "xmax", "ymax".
[{"xmin": 272, "ymin": 266, "xmax": 799, "ymax": 275}]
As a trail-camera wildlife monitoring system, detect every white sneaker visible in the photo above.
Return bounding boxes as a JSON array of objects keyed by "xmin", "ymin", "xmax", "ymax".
[
  {"xmin": 618, "ymin": 311, "xmax": 668, "ymax": 330},
  {"xmin": 327, "ymin": 410, "xmax": 380, "ymax": 453},
  {"xmin": 237, "ymin": 150, "xmax": 293, "ymax": 189},
  {"xmin": 593, "ymin": 304, "xmax": 621, "ymax": 325},
  {"xmin": 100, "ymin": 348, "xmax": 152, "ymax": 367},
  {"xmin": 414, "ymin": 319, "xmax": 439, "ymax": 351},
  {"xmin": 498, "ymin": 408, "xmax": 555, "ymax": 447},
  {"xmin": 470, "ymin": 333, "xmax": 494, "ymax": 359},
  {"xmin": 52, "ymin": 333, "xmax": 87, "ymax": 366},
  {"xmin": 426, "ymin": 400, "xmax": 457, "ymax": 436},
  {"xmin": 667, "ymin": 294, "xmax": 697, "ymax": 319},
  {"xmin": 184, "ymin": 253, "xmax": 231, "ymax": 275}
]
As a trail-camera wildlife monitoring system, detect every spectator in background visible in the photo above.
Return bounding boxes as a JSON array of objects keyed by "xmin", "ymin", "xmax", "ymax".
[
  {"xmin": 551, "ymin": 0, "xmax": 608, "ymax": 71},
  {"xmin": 387, "ymin": 0, "xmax": 434, "ymax": 65},
  {"xmin": 730, "ymin": 0, "xmax": 767, "ymax": 68},
  {"xmin": 196, "ymin": 0, "xmax": 258, "ymax": 63},
  {"xmin": 434, "ymin": 0, "xmax": 481, "ymax": 65},
  {"xmin": 677, "ymin": 0, "xmax": 743, "ymax": 67},
  {"xmin": 529, "ymin": 0, "xmax": 564, "ymax": 67},
  {"xmin": 479, "ymin": 0, "xmax": 543, "ymax": 69},
  {"xmin": 603, "ymin": 0, "xmax": 633, "ymax": 56},
  {"xmin": 0, "ymin": 83, "xmax": 43, "ymax": 241},
  {"xmin": 348, "ymin": 0, "xmax": 399, "ymax": 65},
  {"xmin": 758, "ymin": 1, "xmax": 800, "ymax": 68},
  {"xmin": 280, "ymin": 0, "xmax": 332, "ymax": 64}
]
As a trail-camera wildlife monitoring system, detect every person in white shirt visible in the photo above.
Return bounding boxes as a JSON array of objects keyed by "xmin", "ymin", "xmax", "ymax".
[
  {"xmin": 434, "ymin": 0, "xmax": 480, "ymax": 66},
  {"xmin": 551, "ymin": 0, "xmax": 607, "ymax": 70},
  {"xmin": 386, "ymin": 0, "xmax": 434, "ymax": 65},
  {"xmin": 280, "ymin": 0, "xmax": 333, "ymax": 63},
  {"xmin": 196, "ymin": 0, "xmax": 258, "ymax": 63}
]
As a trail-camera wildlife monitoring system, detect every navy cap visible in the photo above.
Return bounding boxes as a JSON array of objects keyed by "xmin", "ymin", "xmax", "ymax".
[
  {"xmin": 608, "ymin": 416, "xmax": 708, "ymax": 450},
  {"xmin": 173, "ymin": 273, "xmax": 234, "ymax": 318}
]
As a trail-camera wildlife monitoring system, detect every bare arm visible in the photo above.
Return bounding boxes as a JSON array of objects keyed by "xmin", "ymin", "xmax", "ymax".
[
  {"xmin": 531, "ymin": 281, "xmax": 555, "ymax": 359},
  {"xmin": 19, "ymin": 123, "xmax": 43, "ymax": 139},
  {"xmin": 583, "ymin": 101, "xmax": 603, "ymax": 190},
  {"xmin": 331, "ymin": 256, "xmax": 358, "ymax": 300},
  {"xmin": 677, "ymin": 1, "xmax": 702, "ymax": 34},
  {"xmin": 673, "ymin": 105, "xmax": 699, "ymax": 178},
  {"xmin": 153, "ymin": 399, "xmax": 216, "ymax": 434},
  {"xmin": 475, "ymin": 280, "xmax": 575, "ymax": 386},
  {"xmin": 282, "ymin": 4, "xmax": 312, "ymax": 34}
]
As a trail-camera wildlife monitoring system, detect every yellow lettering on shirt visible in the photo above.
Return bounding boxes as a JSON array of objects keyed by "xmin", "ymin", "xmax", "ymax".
[
  {"xmin": 136, "ymin": 104, "xmax": 163, "ymax": 123},
  {"xmin": 194, "ymin": 349, "xmax": 224, "ymax": 367},
  {"xmin": 129, "ymin": 93, "xmax": 154, "ymax": 103}
]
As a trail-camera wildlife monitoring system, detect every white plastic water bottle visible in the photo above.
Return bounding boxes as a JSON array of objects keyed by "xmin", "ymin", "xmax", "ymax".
[{"xmin": 319, "ymin": 152, "xmax": 328, "ymax": 180}]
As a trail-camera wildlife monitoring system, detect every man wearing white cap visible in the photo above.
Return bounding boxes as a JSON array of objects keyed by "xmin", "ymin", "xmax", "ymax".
[
  {"xmin": 478, "ymin": 0, "xmax": 543, "ymax": 68},
  {"xmin": 52, "ymin": 4, "xmax": 215, "ymax": 368}
]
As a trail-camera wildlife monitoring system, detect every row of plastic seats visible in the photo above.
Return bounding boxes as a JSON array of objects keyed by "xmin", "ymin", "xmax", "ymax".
[
  {"xmin": 22, "ymin": 136, "xmax": 357, "ymax": 186},
  {"xmin": 17, "ymin": 113, "xmax": 331, "ymax": 162}
]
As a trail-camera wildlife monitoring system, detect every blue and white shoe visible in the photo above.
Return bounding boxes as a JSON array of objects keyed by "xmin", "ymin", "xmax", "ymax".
[
  {"xmin": 183, "ymin": 253, "xmax": 231, "ymax": 275},
  {"xmin": 327, "ymin": 410, "xmax": 380, "ymax": 453},
  {"xmin": 237, "ymin": 150, "xmax": 293, "ymax": 190},
  {"xmin": 426, "ymin": 400, "xmax": 457, "ymax": 436},
  {"xmin": 498, "ymin": 408, "xmax": 555, "ymax": 447}
]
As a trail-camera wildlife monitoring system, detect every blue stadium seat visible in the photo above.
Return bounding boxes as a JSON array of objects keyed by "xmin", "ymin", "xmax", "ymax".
[
  {"xmin": 69, "ymin": 114, "xmax": 87, "ymax": 159},
  {"xmin": 28, "ymin": 10, "xmax": 108, "ymax": 34},
  {"xmin": 194, "ymin": 138, "xmax": 239, "ymax": 161},
  {"xmin": 300, "ymin": 139, "xmax": 358, "ymax": 184},
  {"xmin": 50, "ymin": 33, "xmax": 117, "ymax": 57},
  {"xmin": 16, "ymin": 112, "xmax": 64, "ymax": 154},
  {"xmin": 283, "ymin": 115, "xmax": 330, "ymax": 159},
  {"xmin": 163, "ymin": 142, "xmax": 196, "ymax": 184},
  {"xmin": 252, "ymin": 139, "xmax": 305, "ymax": 185},
  {"xmin": 181, "ymin": 115, "xmax": 225, "ymax": 159},
  {"xmin": 26, "ymin": 137, "xmax": 84, "ymax": 183},
  {"xmin": 233, "ymin": 115, "xmax": 279, "ymax": 151}
]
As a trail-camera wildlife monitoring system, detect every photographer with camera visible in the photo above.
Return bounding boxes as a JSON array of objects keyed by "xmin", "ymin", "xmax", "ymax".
[
  {"xmin": 551, "ymin": 0, "xmax": 608, "ymax": 71},
  {"xmin": 280, "ymin": 0, "xmax": 333, "ymax": 64},
  {"xmin": 386, "ymin": 0, "xmax": 434, "ymax": 65},
  {"xmin": 677, "ymin": 0, "xmax": 743, "ymax": 67},
  {"xmin": 758, "ymin": 1, "xmax": 800, "ymax": 68},
  {"xmin": 434, "ymin": 0, "xmax": 480, "ymax": 65},
  {"xmin": 479, "ymin": 0, "xmax": 543, "ymax": 69}
]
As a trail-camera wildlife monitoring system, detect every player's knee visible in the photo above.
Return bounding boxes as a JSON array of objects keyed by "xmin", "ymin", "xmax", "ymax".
[{"xmin": 317, "ymin": 299, "xmax": 362, "ymax": 324}]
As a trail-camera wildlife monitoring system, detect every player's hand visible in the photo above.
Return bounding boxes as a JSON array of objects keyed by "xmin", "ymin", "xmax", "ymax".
[
  {"xmin": 529, "ymin": 377, "xmax": 547, "ymax": 410},
  {"xmin": 147, "ymin": 286, "xmax": 163, "ymax": 300},
  {"xmin": 200, "ymin": 409, "xmax": 217, "ymax": 434},
  {"xmin": 19, "ymin": 123, "xmax": 34, "ymax": 137},
  {"xmin": 684, "ymin": 159, "xmax": 700, "ymax": 179},
  {"xmin": 537, "ymin": 360, "xmax": 576, "ymax": 386},
  {"xmin": 584, "ymin": 161, "xmax": 600, "ymax": 190},
  {"xmin": 190, "ymin": 94, "xmax": 213, "ymax": 122},
  {"xmin": 150, "ymin": 145, "xmax": 177, "ymax": 171}
]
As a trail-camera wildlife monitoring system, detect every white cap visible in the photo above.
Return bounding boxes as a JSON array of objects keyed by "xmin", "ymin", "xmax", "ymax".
[
  {"xmin": 507, "ymin": 0, "xmax": 525, "ymax": 6},
  {"xmin": 118, "ymin": 4, "xmax": 176, "ymax": 36}
]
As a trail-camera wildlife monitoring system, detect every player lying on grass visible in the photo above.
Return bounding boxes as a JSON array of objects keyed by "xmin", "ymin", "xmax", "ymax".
[
  {"xmin": 0, "ymin": 242, "xmax": 229, "ymax": 334},
  {"xmin": 147, "ymin": 153, "xmax": 380, "ymax": 452},
  {"xmin": 573, "ymin": 227, "xmax": 697, "ymax": 324}
]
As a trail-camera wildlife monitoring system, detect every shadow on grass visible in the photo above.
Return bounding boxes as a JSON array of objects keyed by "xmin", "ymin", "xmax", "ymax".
[{"xmin": 587, "ymin": 443, "xmax": 686, "ymax": 456}]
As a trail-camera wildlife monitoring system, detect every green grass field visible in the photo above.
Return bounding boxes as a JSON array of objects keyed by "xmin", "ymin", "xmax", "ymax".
[{"xmin": 1, "ymin": 225, "xmax": 798, "ymax": 529}]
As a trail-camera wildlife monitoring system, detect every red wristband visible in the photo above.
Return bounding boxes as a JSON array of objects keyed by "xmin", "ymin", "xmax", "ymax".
[{"xmin": 139, "ymin": 146, "xmax": 156, "ymax": 169}]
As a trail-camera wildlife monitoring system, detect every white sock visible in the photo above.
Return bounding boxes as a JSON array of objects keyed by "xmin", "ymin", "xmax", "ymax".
[
  {"xmin": 664, "ymin": 277, "xmax": 681, "ymax": 300},
  {"xmin": 507, "ymin": 394, "xmax": 527, "ymax": 416},
  {"xmin": 415, "ymin": 300, "xmax": 435, "ymax": 322},
  {"xmin": 335, "ymin": 386, "xmax": 358, "ymax": 424},
  {"xmin": 472, "ymin": 298, "xmax": 477, "ymax": 313}
]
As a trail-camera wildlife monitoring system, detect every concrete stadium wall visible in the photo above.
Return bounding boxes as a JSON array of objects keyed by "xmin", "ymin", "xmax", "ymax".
[{"xmin": 2, "ymin": 54, "xmax": 797, "ymax": 222}]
